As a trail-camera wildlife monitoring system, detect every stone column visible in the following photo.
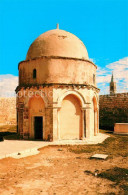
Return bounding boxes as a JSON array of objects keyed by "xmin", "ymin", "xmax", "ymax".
[
  {"xmin": 97, "ymin": 107, "xmax": 99, "ymax": 134},
  {"xmin": 94, "ymin": 109, "xmax": 97, "ymax": 136},
  {"xmin": 45, "ymin": 107, "xmax": 53, "ymax": 141},
  {"xmin": 85, "ymin": 106, "xmax": 91, "ymax": 139},
  {"xmin": 81, "ymin": 109, "xmax": 86, "ymax": 139},
  {"xmin": 18, "ymin": 108, "xmax": 23, "ymax": 137},
  {"xmin": 17, "ymin": 102, "xmax": 24, "ymax": 137},
  {"xmin": 52, "ymin": 107, "xmax": 58, "ymax": 141},
  {"xmin": 23, "ymin": 107, "xmax": 29, "ymax": 139}
]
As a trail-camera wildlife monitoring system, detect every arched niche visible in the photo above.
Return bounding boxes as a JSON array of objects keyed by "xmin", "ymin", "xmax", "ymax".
[{"xmin": 58, "ymin": 94, "xmax": 82, "ymax": 140}]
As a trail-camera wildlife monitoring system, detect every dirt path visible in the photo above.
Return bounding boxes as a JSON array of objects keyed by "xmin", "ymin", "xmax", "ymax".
[{"xmin": 0, "ymin": 146, "xmax": 127, "ymax": 195}]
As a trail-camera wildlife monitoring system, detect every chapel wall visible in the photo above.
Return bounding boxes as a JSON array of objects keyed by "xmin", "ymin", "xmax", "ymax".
[{"xmin": 19, "ymin": 58, "xmax": 96, "ymax": 86}]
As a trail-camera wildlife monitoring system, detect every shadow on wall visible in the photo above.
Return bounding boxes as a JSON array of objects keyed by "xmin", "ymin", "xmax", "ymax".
[
  {"xmin": 0, "ymin": 132, "xmax": 18, "ymax": 141},
  {"xmin": 0, "ymin": 125, "xmax": 17, "ymax": 141},
  {"xmin": 99, "ymin": 108, "xmax": 128, "ymax": 130}
]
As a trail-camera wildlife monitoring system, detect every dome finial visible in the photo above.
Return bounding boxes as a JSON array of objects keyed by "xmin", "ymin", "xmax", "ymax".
[{"xmin": 56, "ymin": 23, "xmax": 59, "ymax": 29}]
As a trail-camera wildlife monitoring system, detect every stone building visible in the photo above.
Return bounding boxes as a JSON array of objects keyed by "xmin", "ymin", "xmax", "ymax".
[{"xmin": 16, "ymin": 26, "xmax": 99, "ymax": 141}]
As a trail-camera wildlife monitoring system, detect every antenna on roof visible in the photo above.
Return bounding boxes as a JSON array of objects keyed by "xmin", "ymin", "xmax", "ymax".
[{"xmin": 56, "ymin": 23, "xmax": 59, "ymax": 29}]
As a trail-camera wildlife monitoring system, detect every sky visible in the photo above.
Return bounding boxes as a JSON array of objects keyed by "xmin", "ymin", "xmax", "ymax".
[{"xmin": 0, "ymin": 0, "xmax": 128, "ymax": 96}]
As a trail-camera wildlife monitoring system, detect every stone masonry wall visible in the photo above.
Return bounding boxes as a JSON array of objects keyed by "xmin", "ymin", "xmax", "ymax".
[
  {"xmin": 0, "ymin": 97, "xmax": 16, "ymax": 125},
  {"xmin": 99, "ymin": 93, "xmax": 128, "ymax": 130},
  {"xmin": 0, "ymin": 92, "xmax": 128, "ymax": 130}
]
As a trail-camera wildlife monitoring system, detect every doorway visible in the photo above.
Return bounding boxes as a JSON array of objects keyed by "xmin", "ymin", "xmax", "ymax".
[{"xmin": 34, "ymin": 117, "xmax": 43, "ymax": 139}]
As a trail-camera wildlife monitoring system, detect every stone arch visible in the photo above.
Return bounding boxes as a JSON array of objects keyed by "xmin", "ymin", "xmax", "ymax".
[
  {"xmin": 57, "ymin": 90, "xmax": 86, "ymax": 108},
  {"xmin": 28, "ymin": 93, "xmax": 48, "ymax": 108},
  {"xmin": 29, "ymin": 95, "xmax": 45, "ymax": 112},
  {"xmin": 92, "ymin": 96, "xmax": 99, "ymax": 136},
  {"xmin": 93, "ymin": 92, "xmax": 99, "ymax": 105},
  {"xmin": 58, "ymin": 94, "xmax": 82, "ymax": 140},
  {"xmin": 93, "ymin": 96, "xmax": 98, "ymax": 112}
]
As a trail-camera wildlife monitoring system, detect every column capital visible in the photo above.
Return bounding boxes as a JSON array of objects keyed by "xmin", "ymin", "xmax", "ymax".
[
  {"xmin": 53, "ymin": 106, "xmax": 61, "ymax": 109},
  {"xmin": 81, "ymin": 106, "xmax": 91, "ymax": 110}
]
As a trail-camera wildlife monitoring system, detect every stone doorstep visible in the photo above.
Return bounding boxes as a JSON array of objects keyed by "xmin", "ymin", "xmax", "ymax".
[{"xmin": 90, "ymin": 154, "xmax": 108, "ymax": 160}]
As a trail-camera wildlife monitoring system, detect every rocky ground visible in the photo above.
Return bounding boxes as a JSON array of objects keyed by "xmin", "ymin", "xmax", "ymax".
[{"xmin": 0, "ymin": 128, "xmax": 127, "ymax": 195}]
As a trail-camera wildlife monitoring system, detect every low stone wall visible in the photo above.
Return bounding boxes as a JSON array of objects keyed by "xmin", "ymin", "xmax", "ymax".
[
  {"xmin": 0, "ymin": 97, "xmax": 16, "ymax": 125},
  {"xmin": 114, "ymin": 123, "xmax": 128, "ymax": 134},
  {"xmin": 99, "ymin": 93, "xmax": 128, "ymax": 130}
]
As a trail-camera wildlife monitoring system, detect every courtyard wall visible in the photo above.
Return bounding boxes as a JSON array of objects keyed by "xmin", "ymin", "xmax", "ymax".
[
  {"xmin": 0, "ymin": 97, "xmax": 16, "ymax": 125},
  {"xmin": 99, "ymin": 93, "xmax": 128, "ymax": 130}
]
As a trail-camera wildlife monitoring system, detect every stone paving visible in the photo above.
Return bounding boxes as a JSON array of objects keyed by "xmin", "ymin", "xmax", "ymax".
[{"xmin": 0, "ymin": 133, "xmax": 109, "ymax": 159}]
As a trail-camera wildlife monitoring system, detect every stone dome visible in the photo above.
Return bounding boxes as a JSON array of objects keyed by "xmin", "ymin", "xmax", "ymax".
[{"xmin": 26, "ymin": 29, "xmax": 89, "ymax": 60}]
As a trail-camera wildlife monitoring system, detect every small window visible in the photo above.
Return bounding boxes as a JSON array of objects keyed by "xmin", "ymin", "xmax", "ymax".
[
  {"xmin": 33, "ymin": 69, "xmax": 36, "ymax": 79},
  {"xmin": 93, "ymin": 74, "xmax": 96, "ymax": 84}
]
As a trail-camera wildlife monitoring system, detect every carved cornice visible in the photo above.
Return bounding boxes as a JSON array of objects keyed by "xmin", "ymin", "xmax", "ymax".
[
  {"xmin": 15, "ymin": 83, "xmax": 100, "ymax": 93},
  {"xmin": 18, "ymin": 55, "xmax": 97, "ymax": 69}
]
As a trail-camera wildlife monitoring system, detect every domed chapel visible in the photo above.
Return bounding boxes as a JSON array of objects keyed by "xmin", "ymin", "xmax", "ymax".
[{"xmin": 16, "ymin": 25, "xmax": 100, "ymax": 141}]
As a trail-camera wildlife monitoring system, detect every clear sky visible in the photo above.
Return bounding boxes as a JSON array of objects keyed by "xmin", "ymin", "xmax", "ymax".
[{"xmin": 0, "ymin": 0, "xmax": 128, "ymax": 96}]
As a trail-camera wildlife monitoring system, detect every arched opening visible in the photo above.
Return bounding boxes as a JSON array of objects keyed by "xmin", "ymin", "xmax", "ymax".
[
  {"xmin": 59, "ymin": 94, "xmax": 82, "ymax": 140},
  {"xmin": 93, "ymin": 96, "xmax": 98, "ymax": 136},
  {"xmin": 29, "ymin": 95, "xmax": 45, "ymax": 139},
  {"xmin": 33, "ymin": 69, "xmax": 36, "ymax": 79}
]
